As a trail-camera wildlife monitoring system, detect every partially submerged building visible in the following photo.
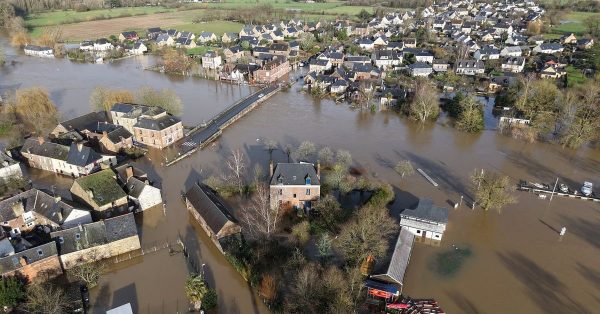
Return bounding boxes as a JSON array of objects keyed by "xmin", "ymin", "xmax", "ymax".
[
  {"xmin": 50, "ymin": 213, "xmax": 140, "ymax": 269},
  {"xmin": 366, "ymin": 228, "xmax": 415, "ymax": 298},
  {"xmin": 184, "ymin": 183, "xmax": 241, "ymax": 253},
  {"xmin": 70, "ymin": 169, "xmax": 129, "ymax": 218},
  {"xmin": 400, "ymin": 199, "xmax": 449, "ymax": 241},
  {"xmin": 269, "ymin": 162, "xmax": 320, "ymax": 211}
]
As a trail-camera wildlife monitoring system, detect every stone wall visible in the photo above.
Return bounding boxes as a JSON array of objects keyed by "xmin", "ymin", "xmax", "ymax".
[{"xmin": 59, "ymin": 236, "xmax": 141, "ymax": 269}]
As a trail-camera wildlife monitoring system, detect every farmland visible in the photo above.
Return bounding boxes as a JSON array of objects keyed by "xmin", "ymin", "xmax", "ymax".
[{"xmin": 24, "ymin": 1, "xmax": 375, "ymax": 41}]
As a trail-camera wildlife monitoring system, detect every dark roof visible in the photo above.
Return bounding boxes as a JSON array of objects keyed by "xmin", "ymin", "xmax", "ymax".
[
  {"xmin": 106, "ymin": 126, "xmax": 133, "ymax": 143},
  {"xmin": 408, "ymin": 62, "xmax": 432, "ymax": 70},
  {"xmin": 134, "ymin": 115, "xmax": 181, "ymax": 131},
  {"xmin": 50, "ymin": 213, "xmax": 137, "ymax": 255},
  {"xmin": 401, "ymin": 199, "xmax": 449, "ymax": 224},
  {"xmin": 0, "ymin": 242, "xmax": 58, "ymax": 273},
  {"xmin": 310, "ymin": 59, "xmax": 330, "ymax": 66},
  {"xmin": 114, "ymin": 164, "xmax": 147, "ymax": 184},
  {"xmin": 0, "ymin": 189, "xmax": 76, "ymax": 225},
  {"xmin": 370, "ymin": 228, "xmax": 414, "ymax": 286},
  {"xmin": 147, "ymin": 27, "xmax": 162, "ymax": 33},
  {"xmin": 66, "ymin": 143, "xmax": 102, "ymax": 167},
  {"xmin": 21, "ymin": 138, "xmax": 69, "ymax": 161},
  {"xmin": 269, "ymin": 163, "xmax": 319, "ymax": 186},
  {"xmin": 121, "ymin": 31, "xmax": 138, "ymax": 38},
  {"xmin": 24, "ymin": 45, "xmax": 52, "ymax": 51},
  {"xmin": 185, "ymin": 183, "xmax": 239, "ymax": 237},
  {"xmin": 125, "ymin": 177, "xmax": 146, "ymax": 199}
]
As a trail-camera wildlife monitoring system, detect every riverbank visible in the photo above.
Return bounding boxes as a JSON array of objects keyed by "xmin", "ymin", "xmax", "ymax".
[{"xmin": 2, "ymin": 37, "xmax": 600, "ymax": 313}]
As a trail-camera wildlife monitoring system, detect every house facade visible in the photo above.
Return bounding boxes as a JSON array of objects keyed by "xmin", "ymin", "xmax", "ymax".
[
  {"xmin": 255, "ymin": 57, "xmax": 291, "ymax": 84},
  {"xmin": 269, "ymin": 162, "xmax": 320, "ymax": 211}
]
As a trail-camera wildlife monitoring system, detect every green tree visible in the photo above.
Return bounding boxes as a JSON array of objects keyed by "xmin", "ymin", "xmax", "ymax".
[
  {"xmin": 471, "ymin": 170, "xmax": 516, "ymax": 212},
  {"xmin": 357, "ymin": 9, "xmax": 371, "ymax": 20},
  {"xmin": 185, "ymin": 274, "xmax": 208, "ymax": 310},
  {"xmin": 455, "ymin": 95, "xmax": 484, "ymax": 133},
  {"xmin": 516, "ymin": 78, "xmax": 560, "ymax": 137},
  {"xmin": 559, "ymin": 82, "xmax": 600, "ymax": 149},
  {"xmin": 0, "ymin": 276, "xmax": 25, "ymax": 309},
  {"xmin": 299, "ymin": 32, "xmax": 316, "ymax": 51},
  {"xmin": 313, "ymin": 195, "xmax": 342, "ymax": 233},
  {"xmin": 240, "ymin": 40, "xmax": 250, "ymax": 50},
  {"xmin": 295, "ymin": 140, "xmax": 316, "ymax": 161},
  {"xmin": 318, "ymin": 146, "xmax": 334, "ymax": 167}
]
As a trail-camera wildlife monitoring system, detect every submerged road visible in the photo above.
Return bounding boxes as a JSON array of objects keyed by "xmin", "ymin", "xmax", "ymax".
[{"xmin": 168, "ymin": 85, "xmax": 279, "ymax": 165}]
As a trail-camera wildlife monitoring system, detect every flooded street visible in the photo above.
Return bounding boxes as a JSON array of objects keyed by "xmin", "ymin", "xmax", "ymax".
[{"xmin": 2, "ymin": 38, "xmax": 600, "ymax": 313}]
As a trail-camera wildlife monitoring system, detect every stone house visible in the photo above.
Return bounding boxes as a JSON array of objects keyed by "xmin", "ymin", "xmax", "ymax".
[
  {"xmin": 254, "ymin": 57, "xmax": 291, "ymax": 84},
  {"xmin": 432, "ymin": 59, "xmax": 449, "ymax": 72},
  {"xmin": 269, "ymin": 42, "xmax": 290, "ymax": 57},
  {"xmin": 115, "ymin": 164, "xmax": 162, "ymax": 212},
  {"xmin": 400, "ymin": 199, "xmax": 449, "ymax": 241},
  {"xmin": 50, "ymin": 213, "xmax": 140, "ymax": 269},
  {"xmin": 110, "ymin": 104, "xmax": 184, "ymax": 149},
  {"xmin": 0, "ymin": 241, "xmax": 62, "ymax": 282},
  {"xmin": 70, "ymin": 169, "xmax": 129, "ymax": 218},
  {"xmin": 223, "ymin": 46, "xmax": 244, "ymax": 63},
  {"xmin": 269, "ymin": 162, "xmax": 320, "ymax": 211},
  {"xmin": 156, "ymin": 33, "xmax": 175, "ymax": 47},
  {"xmin": 0, "ymin": 188, "xmax": 92, "ymax": 233},
  {"xmin": 20, "ymin": 138, "xmax": 110, "ymax": 178},
  {"xmin": 372, "ymin": 50, "xmax": 402, "ymax": 70},
  {"xmin": 198, "ymin": 32, "xmax": 217, "ymax": 43},
  {"xmin": 184, "ymin": 183, "xmax": 241, "ymax": 253},
  {"xmin": 222, "ymin": 32, "xmax": 239, "ymax": 44}
]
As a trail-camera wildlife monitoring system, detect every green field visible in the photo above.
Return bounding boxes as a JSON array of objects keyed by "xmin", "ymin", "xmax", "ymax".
[
  {"xmin": 550, "ymin": 11, "xmax": 599, "ymax": 35},
  {"xmin": 174, "ymin": 21, "xmax": 243, "ymax": 36},
  {"xmin": 25, "ymin": 7, "xmax": 173, "ymax": 28}
]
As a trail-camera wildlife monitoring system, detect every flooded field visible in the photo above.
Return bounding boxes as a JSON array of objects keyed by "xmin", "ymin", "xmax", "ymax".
[{"xmin": 1, "ymin": 38, "xmax": 599, "ymax": 313}]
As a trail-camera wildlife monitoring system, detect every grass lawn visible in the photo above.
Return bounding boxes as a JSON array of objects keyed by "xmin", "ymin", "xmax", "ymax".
[
  {"xmin": 566, "ymin": 65, "xmax": 587, "ymax": 87},
  {"xmin": 25, "ymin": 7, "xmax": 173, "ymax": 28},
  {"xmin": 174, "ymin": 21, "xmax": 243, "ymax": 36},
  {"xmin": 550, "ymin": 11, "xmax": 599, "ymax": 35},
  {"xmin": 186, "ymin": 46, "xmax": 214, "ymax": 56}
]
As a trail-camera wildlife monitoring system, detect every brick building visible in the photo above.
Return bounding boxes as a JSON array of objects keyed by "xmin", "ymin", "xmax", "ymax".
[
  {"xmin": 254, "ymin": 57, "xmax": 291, "ymax": 84},
  {"xmin": 269, "ymin": 162, "xmax": 320, "ymax": 211}
]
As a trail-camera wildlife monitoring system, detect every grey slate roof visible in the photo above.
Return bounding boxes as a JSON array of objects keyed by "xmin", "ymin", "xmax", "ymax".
[
  {"xmin": 0, "ymin": 241, "xmax": 58, "ymax": 273},
  {"xmin": 134, "ymin": 115, "xmax": 181, "ymax": 131},
  {"xmin": 50, "ymin": 213, "xmax": 137, "ymax": 255},
  {"xmin": 269, "ymin": 163, "xmax": 319, "ymax": 186},
  {"xmin": 185, "ymin": 183, "xmax": 238, "ymax": 237},
  {"xmin": 58, "ymin": 112, "xmax": 108, "ymax": 133},
  {"xmin": 401, "ymin": 199, "xmax": 449, "ymax": 224},
  {"xmin": 0, "ymin": 189, "xmax": 77, "ymax": 225},
  {"xmin": 66, "ymin": 143, "xmax": 102, "ymax": 167},
  {"xmin": 21, "ymin": 138, "xmax": 69, "ymax": 161},
  {"xmin": 370, "ymin": 228, "xmax": 415, "ymax": 285}
]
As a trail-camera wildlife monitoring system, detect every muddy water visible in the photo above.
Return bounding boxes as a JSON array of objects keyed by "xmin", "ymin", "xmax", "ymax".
[{"xmin": 2, "ymin": 38, "xmax": 600, "ymax": 313}]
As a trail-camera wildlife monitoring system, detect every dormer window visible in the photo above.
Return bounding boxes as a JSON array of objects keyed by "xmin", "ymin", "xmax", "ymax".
[
  {"xmin": 305, "ymin": 176, "xmax": 311, "ymax": 185},
  {"xmin": 277, "ymin": 175, "xmax": 283, "ymax": 184}
]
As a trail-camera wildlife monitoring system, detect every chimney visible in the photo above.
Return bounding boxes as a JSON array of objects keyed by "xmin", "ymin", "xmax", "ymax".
[
  {"xmin": 87, "ymin": 189, "xmax": 94, "ymax": 199},
  {"xmin": 37, "ymin": 137, "xmax": 45, "ymax": 145},
  {"xmin": 102, "ymin": 131, "xmax": 108, "ymax": 138},
  {"xmin": 269, "ymin": 160, "xmax": 274, "ymax": 177},
  {"xmin": 19, "ymin": 256, "xmax": 28, "ymax": 267},
  {"xmin": 77, "ymin": 142, "xmax": 83, "ymax": 152},
  {"xmin": 125, "ymin": 166, "xmax": 134, "ymax": 180},
  {"xmin": 57, "ymin": 208, "xmax": 63, "ymax": 222},
  {"xmin": 54, "ymin": 196, "xmax": 61, "ymax": 203},
  {"xmin": 316, "ymin": 161, "xmax": 321, "ymax": 178}
]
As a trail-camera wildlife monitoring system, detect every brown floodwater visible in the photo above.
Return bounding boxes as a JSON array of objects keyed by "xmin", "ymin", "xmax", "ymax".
[{"xmin": 1, "ymin": 37, "xmax": 599, "ymax": 313}]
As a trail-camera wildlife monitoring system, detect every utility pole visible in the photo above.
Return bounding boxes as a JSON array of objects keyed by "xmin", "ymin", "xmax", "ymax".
[{"xmin": 549, "ymin": 177, "xmax": 559, "ymax": 203}]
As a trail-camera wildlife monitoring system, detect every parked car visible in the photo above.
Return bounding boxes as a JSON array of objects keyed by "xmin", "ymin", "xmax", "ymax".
[
  {"xmin": 559, "ymin": 183, "xmax": 569, "ymax": 193},
  {"xmin": 581, "ymin": 181, "xmax": 593, "ymax": 196}
]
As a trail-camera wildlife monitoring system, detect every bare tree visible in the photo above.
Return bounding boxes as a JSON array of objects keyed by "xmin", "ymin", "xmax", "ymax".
[
  {"xmin": 295, "ymin": 140, "xmax": 316, "ymax": 161},
  {"xmin": 284, "ymin": 144, "xmax": 294, "ymax": 163},
  {"xmin": 335, "ymin": 150, "xmax": 352, "ymax": 168},
  {"xmin": 240, "ymin": 184, "xmax": 280, "ymax": 238},
  {"xmin": 23, "ymin": 283, "xmax": 68, "ymax": 314},
  {"xmin": 69, "ymin": 257, "xmax": 106, "ymax": 288},
  {"xmin": 264, "ymin": 139, "xmax": 278, "ymax": 160},
  {"xmin": 394, "ymin": 160, "xmax": 414, "ymax": 179},
  {"xmin": 226, "ymin": 149, "xmax": 247, "ymax": 195},
  {"xmin": 90, "ymin": 86, "xmax": 134, "ymax": 112},
  {"xmin": 135, "ymin": 86, "xmax": 182, "ymax": 115},
  {"xmin": 318, "ymin": 146, "xmax": 334, "ymax": 167},
  {"xmin": 408, "ymin": 79, "xmax": 440, "ymax": 123}
]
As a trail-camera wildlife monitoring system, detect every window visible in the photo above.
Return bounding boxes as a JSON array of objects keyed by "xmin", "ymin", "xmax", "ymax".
[
  {"xmin": 305, "ymin": 177, "xmax": 311, "ymax": 185},
  {"xmin": 75, "ymin": 233, "xmax": 81, "ymax": 240},
  {"xmin": 435, "ymin": 234, "xmax": 440, "ymax": 238},
  {"xmin": 26, "ymin": 222, "xmax": 34, "ymax": 228},
  {"xmin": 37, "ymin": 249, "xmax": 44, "ymax": 257},
  {"xmin": 293, "ymin": 194, "xmax": 297, "ymax": 198},
  {"xmin": 416, "ymin": 230, "xmax": 421, "ymax": 234},
  {"xmin": 306, "ymin": 189, "xmax": 310, "ymax": 195}
]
